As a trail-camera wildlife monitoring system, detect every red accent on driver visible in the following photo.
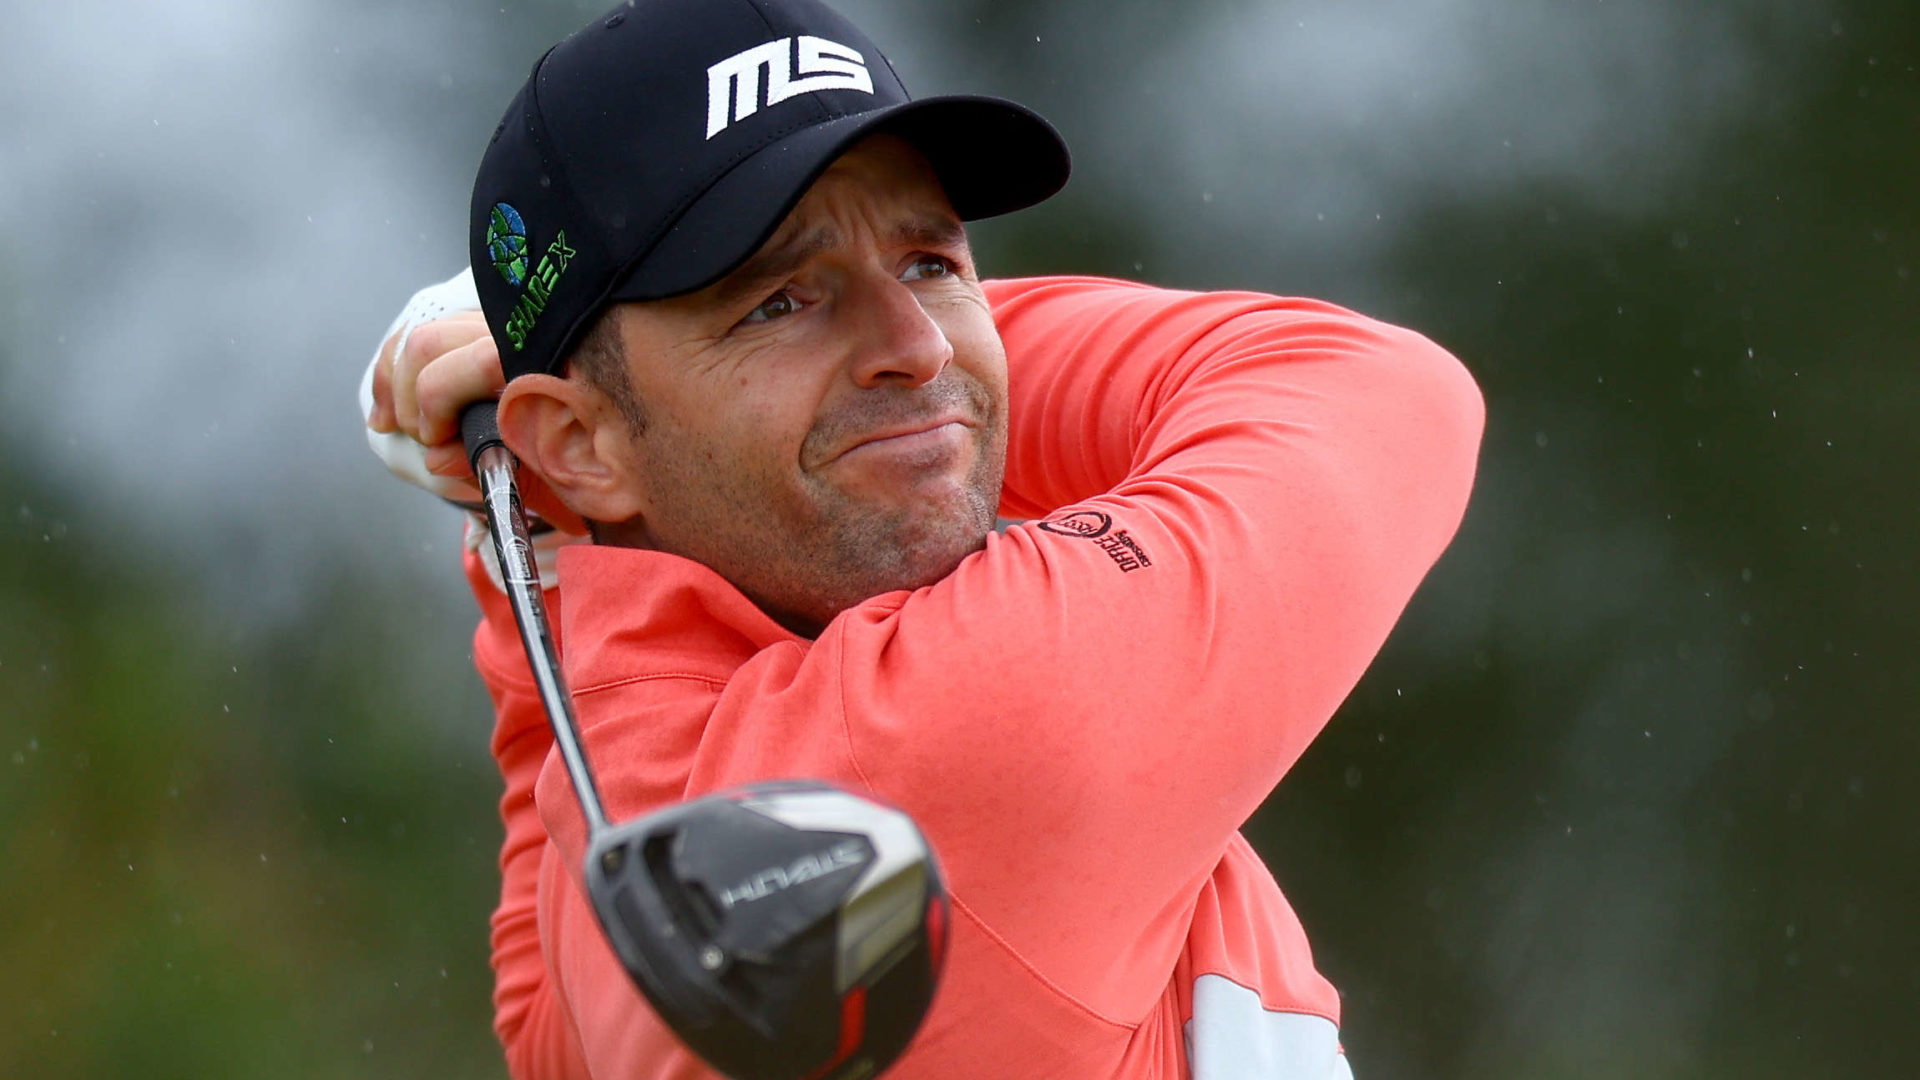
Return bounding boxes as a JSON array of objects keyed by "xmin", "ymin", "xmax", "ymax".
[
  {"xmin": 926, "ymin": 895, "xmax": 948, "ymax": 969},
  {"xmin": 802, "ymin": 984, "xmax": 868, "ymax": 1080}
]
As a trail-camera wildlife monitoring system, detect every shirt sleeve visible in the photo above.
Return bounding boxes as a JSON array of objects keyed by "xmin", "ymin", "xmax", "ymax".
[{"xmin": 822, "ymin": 276, "xmax": 1485, "ymax": 1024}]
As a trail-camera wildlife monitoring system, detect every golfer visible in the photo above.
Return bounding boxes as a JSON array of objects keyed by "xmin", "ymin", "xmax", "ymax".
[{"xmin": 361, "ymin": 0, "xmax": 1484, "ymax": 1076}]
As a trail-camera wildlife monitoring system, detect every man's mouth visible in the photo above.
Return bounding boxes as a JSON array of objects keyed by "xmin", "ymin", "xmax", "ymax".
[
  {"xmin": 831, "ymin": 417, "xmax": 970, "ymax": 466},
  {"xmin": 802, "ymin": 375, "xmax": 993, "ymax": 472}
]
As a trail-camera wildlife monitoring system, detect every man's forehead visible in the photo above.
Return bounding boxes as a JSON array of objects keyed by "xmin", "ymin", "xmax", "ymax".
[{"xmin": 709, "ymin": 201, "xmax": 967, "ymax": 306}]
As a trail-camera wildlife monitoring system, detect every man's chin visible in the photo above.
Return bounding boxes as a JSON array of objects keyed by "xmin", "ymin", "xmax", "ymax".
[
  {"xmin": 752, "ymin": 517, "xmax": 987, "ymax": 637},
  {"xmin": 825, "ymin": 490, "xmax": 992, "ymax": 589}
]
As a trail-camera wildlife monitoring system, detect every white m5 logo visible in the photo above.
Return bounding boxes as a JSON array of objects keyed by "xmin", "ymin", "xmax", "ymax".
[{"xmin": 706, "ymin": 35, "xmax": 874, "ymax": 139}]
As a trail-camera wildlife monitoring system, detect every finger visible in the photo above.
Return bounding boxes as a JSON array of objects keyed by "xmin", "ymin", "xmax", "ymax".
[
  {"xmin": 424, "ymin": 441, "xmax": 475, "ymax": 481},
  {"xmin": 415, "ymin": 333, "xmax": 506, "ymax": 446},
  {"xmin": 393, "ymin": 315, "xmax": 491, "ymax": 440},
  {"xmin": 389, "ymin": 326, "xmax": 428, "ymax": 441},
  {"xmin": 369, "ymin": 330, "xmax": 400, "ymax": 433}
]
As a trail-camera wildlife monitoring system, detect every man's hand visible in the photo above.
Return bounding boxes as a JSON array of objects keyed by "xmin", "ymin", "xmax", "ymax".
[
  {"xmin": 367, "ymin": 307, "xmax": 587, "ymax": 535},
  {"xmin": 370, "ymin": 310, "xmax": 501, "ymax": 479}
]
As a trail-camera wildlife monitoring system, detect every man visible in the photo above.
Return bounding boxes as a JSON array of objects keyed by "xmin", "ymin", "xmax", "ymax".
[{"xmin": 362, "ymin": 0, "xmax": 1484, "ymax": 1076}]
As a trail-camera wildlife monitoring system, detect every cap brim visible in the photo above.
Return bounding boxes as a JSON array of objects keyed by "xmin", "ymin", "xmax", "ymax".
[{"xmin": 610, "ymin": 96, "xmax": 1069, "ymax": 301}]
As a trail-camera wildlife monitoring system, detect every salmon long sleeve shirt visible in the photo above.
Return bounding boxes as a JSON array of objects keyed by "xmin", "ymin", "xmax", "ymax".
[{"xmin": 464, "ymin": 276, "xmax": 1484, "ymax": 1080}]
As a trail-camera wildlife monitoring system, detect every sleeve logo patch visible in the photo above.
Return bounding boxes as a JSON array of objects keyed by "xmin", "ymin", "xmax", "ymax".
[{"xmin": 1037, "ymin": 510, "xmax": 1154, "ymax": 573}]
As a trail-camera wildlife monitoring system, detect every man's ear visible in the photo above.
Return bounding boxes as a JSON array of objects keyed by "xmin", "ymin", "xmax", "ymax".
[{"xmin": 497, "ymin": 375, "xmax": 649, "ymax": 526}]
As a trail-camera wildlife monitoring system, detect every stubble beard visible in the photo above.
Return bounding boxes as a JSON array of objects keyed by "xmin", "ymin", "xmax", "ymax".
[{"xmin": 634, "ymin": 372, "xmax": 1007, "ymax": 636}]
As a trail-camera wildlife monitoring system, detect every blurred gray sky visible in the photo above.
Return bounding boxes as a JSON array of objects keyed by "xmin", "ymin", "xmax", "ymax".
[{"xmin": 0, "ymin": 0, "xmax": 1828, "ymax": 617}]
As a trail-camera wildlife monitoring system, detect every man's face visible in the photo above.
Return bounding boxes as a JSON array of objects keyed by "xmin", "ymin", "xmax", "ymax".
[{"xmin": 596, "ymin": 136, "xmax": 1008, "ymax": 633}]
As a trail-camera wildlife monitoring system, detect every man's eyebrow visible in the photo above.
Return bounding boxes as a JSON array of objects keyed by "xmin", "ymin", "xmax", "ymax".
[
  {"xmin": 894, "ymin": 216, "xmax": 968, "ymax": 252},
  {"xmin": 713, "ymin": 226, "xmax": 841, "ymax": 306},
  {"xmin": 710, "ymin": 216, "xmax": 969, "ymax": 307}
]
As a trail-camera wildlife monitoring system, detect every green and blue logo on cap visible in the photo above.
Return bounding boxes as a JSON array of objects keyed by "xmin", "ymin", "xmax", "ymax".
[{"xmin": 487, "ymin": 202, "xmax": 530, "ymax": 287}]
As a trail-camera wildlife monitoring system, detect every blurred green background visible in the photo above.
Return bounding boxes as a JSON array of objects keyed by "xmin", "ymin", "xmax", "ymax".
[{"xmin": 3, "ymin": 0, "xmax": 1914, "ymax": 1077}]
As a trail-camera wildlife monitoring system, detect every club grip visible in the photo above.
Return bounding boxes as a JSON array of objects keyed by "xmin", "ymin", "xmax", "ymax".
[{"xmin": 461, "ymin": 401, "xmax": 506, "ymax": 472}]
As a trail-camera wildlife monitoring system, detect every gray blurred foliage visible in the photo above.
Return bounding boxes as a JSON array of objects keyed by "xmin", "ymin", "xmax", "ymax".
[{"xmin": 2, "ymin": 0, "xmax": 1914, "ymax": 1077}]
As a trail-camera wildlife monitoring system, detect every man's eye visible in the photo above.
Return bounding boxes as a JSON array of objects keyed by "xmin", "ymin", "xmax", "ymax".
[
  {"xmin": 743, "ymin": 291, "xmax": 803, "ymax": 324},
  {"xmin": 900, "ymin": 256, "xmax": 953, "ymax": 282}
]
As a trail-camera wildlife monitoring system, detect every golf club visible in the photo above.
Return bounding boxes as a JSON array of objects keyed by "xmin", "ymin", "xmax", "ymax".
[{"xmin": 460, "ymin": 401, "xmax": 947, "ymax": 1080}]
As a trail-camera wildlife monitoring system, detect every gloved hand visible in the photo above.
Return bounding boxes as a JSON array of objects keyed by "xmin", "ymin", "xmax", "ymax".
[{"xmin": 361, "ymin": 268, "xmax": 587, "ymax": 588}]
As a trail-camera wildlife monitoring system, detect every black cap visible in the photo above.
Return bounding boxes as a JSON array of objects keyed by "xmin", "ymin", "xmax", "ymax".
[{"xmin": 471, "ymin": 0, "xmax": 1071, "ymax": 381}]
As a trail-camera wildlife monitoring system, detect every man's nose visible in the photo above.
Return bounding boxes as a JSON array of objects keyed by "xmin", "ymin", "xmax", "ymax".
[{"xmin": 844, "ymin": 273, "xmax": 954, "ymax": 389}]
